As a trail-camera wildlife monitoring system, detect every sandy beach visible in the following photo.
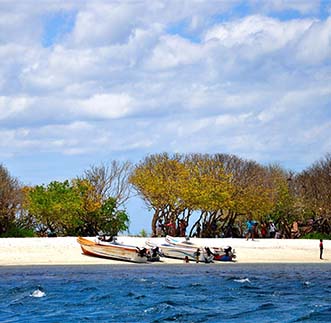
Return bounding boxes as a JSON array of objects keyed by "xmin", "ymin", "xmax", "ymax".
[{"xmin": 0, "ymin": 236, "xmax": 329, "ymax": 266}]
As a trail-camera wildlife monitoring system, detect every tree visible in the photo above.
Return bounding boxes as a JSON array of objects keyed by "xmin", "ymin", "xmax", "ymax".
[
  {"xmin": 266, "ymin": 165, "xmax": 298, "ymax": 238},
  {"xmin": 97, "ymin": 197, "xmax": 129, "ymax": 237},
  {"xmin": 183, "ymin": 154, "xmax": 234, "ymax": 237},
  {"xmin": 0, "ymin": 164, "xmax": 23, "ymax": 236},
  {"xmin": 82, "ymin": 161, "xmax": 132, "ymax": 207},
  {"xmin": 131, "ymin": 152, "xmax": 276, "ymax": 238},
  {"xmin": 130, "ymin": 153, "xmax": 188, "ymax": 236},
  {"xmin": 24, "ymin": 177, "xmax": 130, "ymax": 237},
  {"xmin": 296, "ymin": 154, "xmax": 331, "ymax": 234},
  {"xmin": 72, "ymin": 178, "xmax": 102, "ymax": 236},
  {"xmin": 24, "ymin": 180, "xmax": 83, "ymax": 236},
  {"xmin": 76, "ymin": 161, "xmax": 132, "ymax": 235}
]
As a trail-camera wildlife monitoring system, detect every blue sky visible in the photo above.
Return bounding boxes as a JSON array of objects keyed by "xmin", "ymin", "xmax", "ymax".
[{"xmin": 1, "ymin": 0, "xmax": 330, "ymax": 234}]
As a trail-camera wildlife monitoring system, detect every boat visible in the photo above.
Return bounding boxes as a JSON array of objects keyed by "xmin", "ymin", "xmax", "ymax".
[
  {"xmin": 77, "ymin": 236, "xmax": 149, "ymax": 263},
  {"xmin": 165, "ymin": 235, "xmax": 236, "ymax": 262},
  {"xmin": 96, "ymin": 236, "xmax": 162, "ymax": 262},
  {"xmin": 146, "ymin": 239, "xmax": 214, "ymax": 263}
]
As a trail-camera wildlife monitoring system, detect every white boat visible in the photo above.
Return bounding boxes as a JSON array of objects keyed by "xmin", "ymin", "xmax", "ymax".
[
  {"xmin": 77, "ymin": 237, "xmax": 149, "ymax": 263},
  {"xmin": 146, "ymin": 239, "xmax": 214, "ymax": 263},
  {"xmin": 165, "ymin": 235, "xmax": 207, "ymax": 248},
  {"xmin": 165, "ymin": 235, "xmax": 236, "ymax": 262}
]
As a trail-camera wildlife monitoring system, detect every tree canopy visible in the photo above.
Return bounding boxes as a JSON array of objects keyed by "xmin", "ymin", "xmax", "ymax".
[
  {"xmin": 0, "ymin": 162, "xmax": 130, "ymax": 237},
  {"xmin": 1, "ymin": 153, "xmax": 331, "ymax": 238},
  {"xmin": 0, "ymin": 164, "xmax": 23, "ymax": 236},
  {"xmin": 130, "ymin": 153, "xmax": 331, "ymax": 238}
]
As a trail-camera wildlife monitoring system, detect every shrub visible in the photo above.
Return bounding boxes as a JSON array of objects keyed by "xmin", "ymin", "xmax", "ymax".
[
  {"xmin": 0, "ymin": 226, "xmax": 35, "ymax": 237},
  {"xmin": 139, "ymin": 229, "xmax": 148, "ymax": 237},
  {"xmin": 300, "ymin": 232, "xmax": 331, "ymax": 240}
]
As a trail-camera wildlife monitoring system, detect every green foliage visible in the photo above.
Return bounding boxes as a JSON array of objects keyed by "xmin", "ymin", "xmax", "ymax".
[
  {"xmin": 300, "ymin": 232, "xmax": 331, "ymax": 240},
  {"xmin": 139, "ymin": 229, "xmax": 148, "ymax": 237},
  {"xmin": 98, "ymin": 197, "xmax": 129, "ymax": 236},
  {"xmin": 24, "ymin": 180, "xmax": 129, "ymax": 237},
  {"xmin": 25, "ymin": 180, "xmax": 83, "ymax": 235},
  {"xmin": 0, "ymin": 225, "xmax": 35, "ymax": 237},
  {"xmin": 130, "ymin": 153, "xmax": 280, "ymax": 236},
  {"xmin": 2, "ymin": 152, "xmax": 331, "ymax": 238}
]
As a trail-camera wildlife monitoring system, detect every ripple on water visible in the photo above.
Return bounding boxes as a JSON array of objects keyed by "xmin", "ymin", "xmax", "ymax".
[{"xmin": 1, "ymin": 264, "xmax": 331, "ymax": 323}]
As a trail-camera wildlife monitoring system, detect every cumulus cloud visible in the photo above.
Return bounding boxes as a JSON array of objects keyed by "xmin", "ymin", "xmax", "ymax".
[
  {"xmin": 77, "ymin": 93, "xmax": 134, "ymax": 119},
  {"xmin": 0, "ymin": 0, "xmax": 330, "ymax": 176},
  {"xmin": 0, "ymin": 96, "xmax": 34, "ymax": 119},
  {"xmin": 295, "ymin": 17, "xmax": 331, "ymax": 64},
  {"xmin": 204, "ymin": 15, "xmax": 316, "ymax": 62},
  {"xmin": 68, "ymin": 2, "xmax": 141, "ymax": 47}
]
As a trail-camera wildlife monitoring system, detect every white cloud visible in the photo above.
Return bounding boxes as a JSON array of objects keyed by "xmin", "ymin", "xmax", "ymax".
[
  {"xmin": 146, "ymin": 34, "xmax": 206, "ymax": 70},
  {"xmin": 0, "ymin": 96, "xmax": 34, "ymax": 119},
  {"xmin": 295, "ymin": 17, "xmax": 331, "ymax": 64},
  {"xmin": 215, "ymin": 113, "xmax": 253, "ymax": 126},
  {"xmin": 257, "ymin": 87, "xmax": 331, "ymax": 123},
  {"xmin": 78, "ymin": 93, "xmax": 134, "ymax": 119},
  {"xmin": 68, "ymin": 2, "xmax": 142, "ymax": 47},
  {"xmin": 0, "ymin": 1, "xmax": 330, "ymax": 179},
  {"xmin": 204, "ymin": 15, "xmax": 314, "ymax": 54}
]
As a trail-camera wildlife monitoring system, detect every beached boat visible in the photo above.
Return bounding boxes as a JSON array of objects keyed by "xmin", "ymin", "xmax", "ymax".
[
  {"xmin": 146, "ymin": 239, "xmax": 214, "ymax": 263},
  {"xmin": 77, "ymin": 237, "xmax": 149, "ymax": 263},
  {"xmin": 165, "ymin": 235, "xmax": 236, "ymax": 262}
]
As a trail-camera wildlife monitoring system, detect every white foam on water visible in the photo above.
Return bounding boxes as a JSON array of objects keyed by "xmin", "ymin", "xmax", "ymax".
[
  {"xmin": 234, "ymin": 278, "xmax": 251, "ymax": 283},
  {"xmin": 30, "ymin": 289, "xmax": 46, "ymax": 298}
]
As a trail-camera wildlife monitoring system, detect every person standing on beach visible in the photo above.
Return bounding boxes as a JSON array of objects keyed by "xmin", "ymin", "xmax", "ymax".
[
  {"xmin": 320, "ymin": 239, "xmax": 324, "ymax": 260},
  {"xmin": 261, "ymin": 221, "xmax": 267, "ymax": 238},
  {"xmin": 166, "ymin": 219, "xmax": 176, "ymax": 236},
  {"xmin": 195, "ymin": 248, "xmax": 201, "ymax": 263},
  {"xmin": 156, "ymin": 220, "xmax": 164, "ymax": 237},
  {"xmin": 269, "ymin": 221, "xmax": 276, "ymax": 238},
  {"xmin": 245, "ymin": 219, "xmax": 255, "ymax": 240}
]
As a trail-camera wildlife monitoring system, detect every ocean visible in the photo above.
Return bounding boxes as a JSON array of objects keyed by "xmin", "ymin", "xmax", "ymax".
[{"xmin": 1, "ymin": 264, "xmax": 330, "ymax": 322}]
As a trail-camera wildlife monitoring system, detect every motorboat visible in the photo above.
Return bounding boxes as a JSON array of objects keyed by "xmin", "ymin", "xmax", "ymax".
[
  {"xmin": 146, "ymin": 239, "xmax": 214, "ymax": 263},
  {"xmin": 77, "ymin": 236, "xmax": 150, "ymax": 263},
  {"xmin": 165, "ymin": 235, "xmax": 236, "ymax": 262}
]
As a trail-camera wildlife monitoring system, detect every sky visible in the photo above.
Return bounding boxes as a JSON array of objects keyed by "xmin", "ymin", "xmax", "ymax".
[{"xmin": 0, "ymin": 0, "xmax": 330, "ymax": 234}]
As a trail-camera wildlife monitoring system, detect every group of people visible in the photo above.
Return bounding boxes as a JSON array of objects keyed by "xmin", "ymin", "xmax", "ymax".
[
  {"xmin": 245, "ymin": 219, "xmax": 277, "ymax": 240},
  {"xmin": 156, "ymin": 218, "xmax": 187, "ymax": 237}
]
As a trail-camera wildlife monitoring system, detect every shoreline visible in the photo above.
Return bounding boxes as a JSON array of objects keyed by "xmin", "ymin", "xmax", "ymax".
[{"xmin": 0, "ymin": 237, "xmax": 329, "ymax": 266}]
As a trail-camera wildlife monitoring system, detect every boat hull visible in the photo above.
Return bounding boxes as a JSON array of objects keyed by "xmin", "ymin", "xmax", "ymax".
[
  {"xmin": 146, "ymin": 240, "xmax": 213, "ymax": 262},
  {"xmin": 165, "ymin": 235, "xmax": 236, "ymax": 262},
  {"xmin": 160, "ymin": 245, "xmax": 210, "ymax": 262},
  {"xmin": 77, "ymin": 237, "xmax": 148, "ymax": 263}
]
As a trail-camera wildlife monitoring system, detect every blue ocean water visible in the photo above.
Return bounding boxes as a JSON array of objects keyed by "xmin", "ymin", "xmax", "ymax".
[{"xmin": 1, "ymin": 264, "xmax": 330, "ymax": 323}]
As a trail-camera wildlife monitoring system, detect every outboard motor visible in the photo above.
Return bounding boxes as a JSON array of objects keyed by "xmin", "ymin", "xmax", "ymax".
[
  {"xmin": 151, "ymin": 246, "xmax": 160, "ymax": 258},
  {"xmin": 224, "ymin": 246, "xmax": 232, "ymax": 256},
  {"xmin": 98, "ymin": 235, "xmax": 114, "ymax": 242},
  {"xmin": 205, "ymin": 247, "xmax": 214, "ymax": 257},
  {"xmin": 204, "ymin": 247, "xmax": 214, "ymax": 263},
  {"xmin": 136, "ymin": 247, "xmax": 147, "ymax": 257}
]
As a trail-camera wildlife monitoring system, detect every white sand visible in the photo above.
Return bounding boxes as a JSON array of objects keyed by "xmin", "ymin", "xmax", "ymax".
[{"xmin": 0, "ymin": 236, "xmax": 329, "ymax": 266}]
